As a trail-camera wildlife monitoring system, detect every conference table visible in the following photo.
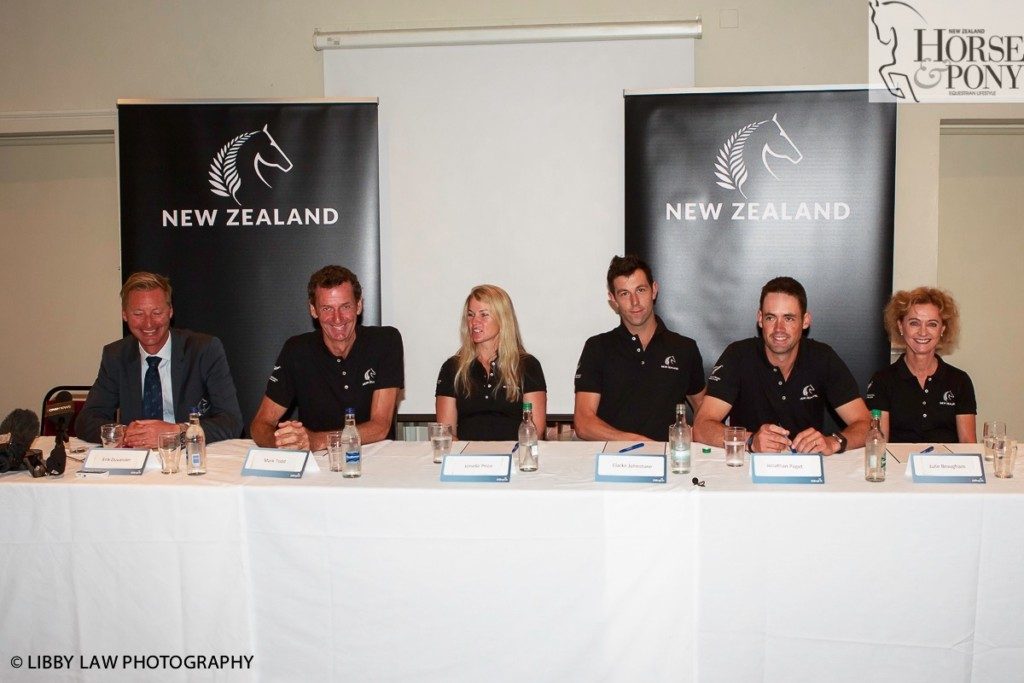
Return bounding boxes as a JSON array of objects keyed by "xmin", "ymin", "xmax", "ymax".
[{"xmin": 2, "ymin": 437, "xmax": 1022, "ymax": 682}]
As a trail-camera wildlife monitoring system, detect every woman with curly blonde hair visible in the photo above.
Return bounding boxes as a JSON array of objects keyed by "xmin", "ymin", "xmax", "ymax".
[
  {"xmin": 435, "ymin": 285, "xmax": 546, "ymax": 440},
  {"xmin": 866, "ymin": 287, "xmax": 976, "ymax": 443}
]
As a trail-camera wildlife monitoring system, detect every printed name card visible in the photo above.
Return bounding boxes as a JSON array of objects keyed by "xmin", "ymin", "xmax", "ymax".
[
  {"xmin": 440, "ymin": 454, "xmax": 511, "ymax": 482},
  {"xmin": 911, "ymin": 453, "xmax": 986, "ymax": 484},
  {"xmin": 80, "ymin": 448, "xmax": 150, "ymax": 475},
  {"xmin": 751, "ymin": 454, "xmax": 824, "ymax": 484},
  {"xmin": 594, "ymin": 453, "xmax": 666, "ymax": 483},
  {"xmin": 242, "ymin": 448, "xmax": 309, "ymax": 478}
]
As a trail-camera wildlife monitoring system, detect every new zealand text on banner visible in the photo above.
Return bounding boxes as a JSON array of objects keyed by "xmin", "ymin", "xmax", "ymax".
[
  {"xmin": 868, "ymin": 0, "xmax": 1024, "ymax": 103},
  {"xmin": 117, "ymin": 100, "xmax": 380, "ymax": 426},
  {"xmin": 624, "ymin": 87, "xmax": 896, "ymax": 407}
]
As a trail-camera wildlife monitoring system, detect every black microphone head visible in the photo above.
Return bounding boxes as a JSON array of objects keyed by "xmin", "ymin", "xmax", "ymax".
[{"xmin": 45, "ymin": 393, "xmax": 75, "ymax": 432}]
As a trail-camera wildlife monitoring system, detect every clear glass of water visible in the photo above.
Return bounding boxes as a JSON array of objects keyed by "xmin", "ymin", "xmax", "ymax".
[
  {"xmin": 428, "ymin": 422, "xmax": 452, "ymax": 464},
  {"xmin": 100, "ymin": 423, "xmax": 125, "ymax": 448},
  {"xmin": 993, "ymin": 437, "xmax": 1015, "ymax": 478},
  {"xmin": 157, "ymin": 431, "xmax": 180, "ymax": 474},
  {"xmin": 724, "ymin": 426, "xmax": 746, "ymax": 467},
  {"xmin": 327, "ymin": 430, "xmax": 345, "ymax": 472},
  {"xmin": 984, "ymin": 420, "xmax": 1007, "ymax": 462}
]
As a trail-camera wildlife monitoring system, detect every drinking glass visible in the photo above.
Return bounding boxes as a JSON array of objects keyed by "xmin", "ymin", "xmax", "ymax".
[
  {"xmin": 724, "ymin": 426, "xmax": 746, "ymax": 467},
  {"xmin": 428, "ymin": 423, "xmax": 453, "ymax": 464},
  {"xmin": 984, "ymin": 420, "xmax": 1007, "ymax": 462},
  {"xmin": 157, "ymin": 431, "xmax": 180, "ymax": 474},
  {"xmin": 993, "ymin": 437, "xmax": 1016, "ymax": 478},
  {"xmin": 327, "ymin": 430, "xmax": 345, "ymax": 472},
  {"xmin": 100, "ymin": 423, "xmax": 125, "ymax": 448}
]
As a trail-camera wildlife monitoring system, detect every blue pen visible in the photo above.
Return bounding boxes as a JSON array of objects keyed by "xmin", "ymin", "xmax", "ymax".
[
  {"xmin": 619, "ymin": 442, "xmax": 645, "ymax": 453},
  {"xmin": 511, "ymin": 443, "xmax": 519, "ymax": 454},
  {"xmin": 920, "ymin": 446, "xmax": 935, "ymax": 454}
]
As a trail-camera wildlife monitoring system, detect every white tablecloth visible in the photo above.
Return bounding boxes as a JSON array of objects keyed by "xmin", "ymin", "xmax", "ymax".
[{"xmin": 1, "ymin": 438, "xmax": 1021, "ymax": 681}]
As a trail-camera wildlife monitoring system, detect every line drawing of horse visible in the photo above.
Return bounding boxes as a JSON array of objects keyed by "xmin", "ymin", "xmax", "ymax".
[
  {"xmin": 869, "ymin": 0, "xmax": 929, "ymax": 102},
  {"xmin": 209, "ymin": 124, "xmax": 294, "ymax": 206},
  {"xmin": 714, "ymin": 113, "xmax": 803, "ymax": 199}
]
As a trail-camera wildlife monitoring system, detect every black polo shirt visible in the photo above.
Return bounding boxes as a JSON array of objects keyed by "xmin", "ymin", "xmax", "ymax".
[
  {"xmin": 435, "ymin": 353, "xmax": 546, "ymax": 440},
  {"xmin": 574, "ymin": 318, "xmax": 705, "ymax": 441},
  {"xmin": 264, "ymin": 326, "xmax": 404, "ymax": 435},
  {"xmin": 706, "ymin": 337, "xmax": 860, "ymax": 436},
  {"xmin": 866, "ymin": 354, "xmax": 976, "ymax": 443}
]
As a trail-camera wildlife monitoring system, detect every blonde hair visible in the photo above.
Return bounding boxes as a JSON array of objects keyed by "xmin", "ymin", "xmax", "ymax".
[
  {"xmin": 883, "ymin": 286, "xmax": 961, "ymax": 353},
  {"xmin": 120, "ymin": 272, "xmax": 172, "ymax": 309},
  {"xmin": 453, "ymin": 285, "xmax": 528, "ymax": 403}
]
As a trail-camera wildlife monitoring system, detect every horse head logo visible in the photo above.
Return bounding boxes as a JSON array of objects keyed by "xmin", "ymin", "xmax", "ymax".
[
  {"xmin": 869, "ymin": 0, "xmax": 937, "ymax": 102},
  {"xmin": 209, "ymin": 124, "xmax": 294, "ymax": 206},
  {"xmin": 714, "ymin": 113, "xmax": 803, "ymax": 198}
]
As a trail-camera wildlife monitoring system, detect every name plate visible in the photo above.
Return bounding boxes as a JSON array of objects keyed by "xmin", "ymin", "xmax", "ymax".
[
  {"xmin": 81, "ymin": 448, "xmax": 150, "ymax": 475},
  {"xmin": 242, "ymin": 448, "xmax": 309, "ymax": 478},
  {"xmin": 751, "ymin": 454, "xmax": 824, "ymax": 484},
  {"xmin": 594, "ymin": 453, "xmax": 666, "ymax": 483},
  {"xmin": 440, "ymin": 454, "xmax": 511, "ymax": 482},
  {"xmin": 911, "ymin": 453, "xmax": 986, "ymax": 484}
]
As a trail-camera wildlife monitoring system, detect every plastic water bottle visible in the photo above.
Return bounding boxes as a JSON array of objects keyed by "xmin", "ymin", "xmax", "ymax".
[
  {"xmin": 184, "ymin": 410, "xmax": 207, "ymax": 475},
  {"xmin": 864, "ymin": 409, "xmax": 886, "ymax": 482},
  {"xmin": 668, "ymin": 403, "xmax": 692, "ymax": 474},
  {"xmin": 517, "ymin": 402, "xmax": 539, "ymax": 472},
  {"xmin": 341, "ymin": 408, "xmax": 361, "ymax": 478}
]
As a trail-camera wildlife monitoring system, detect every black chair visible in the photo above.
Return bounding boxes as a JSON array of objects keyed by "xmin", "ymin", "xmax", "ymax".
[{"xmin": 40, "ymin": 385, "xmax": 91, "ymax": 437}]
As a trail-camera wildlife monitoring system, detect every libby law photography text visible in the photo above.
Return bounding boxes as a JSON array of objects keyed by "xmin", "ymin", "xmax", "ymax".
[{"xmin": 9, "ymin": 654, "xmax": 254, "ymax": 672}]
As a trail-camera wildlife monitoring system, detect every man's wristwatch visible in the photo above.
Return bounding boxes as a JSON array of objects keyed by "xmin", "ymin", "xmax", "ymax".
[{"xmin": 830, "ymin": 432, "xmax": 848, "ymax": 454}]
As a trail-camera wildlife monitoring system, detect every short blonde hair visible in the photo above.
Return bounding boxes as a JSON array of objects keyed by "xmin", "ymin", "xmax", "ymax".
[
  {"xmin": 120, "ymin": 272, "xmax": 172, "ymax": 309},
  {"xmin": 883, "ymin": 286, "xmax": 961, "ymax": 353}
]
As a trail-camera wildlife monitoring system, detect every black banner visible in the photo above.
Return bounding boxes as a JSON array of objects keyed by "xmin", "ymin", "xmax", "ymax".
[
  {"xmin": 625, "ymin": 88, "xmax": 896, "ymax": 415},
  {"xmin": 118, "ymin": 101, "xmax": 380, "ymax": 430}
]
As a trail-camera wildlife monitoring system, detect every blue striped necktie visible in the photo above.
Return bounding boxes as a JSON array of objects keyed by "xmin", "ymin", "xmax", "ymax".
[{"xmin": 143, "ymin": 356, "xmax": 163, "ymax": 420}]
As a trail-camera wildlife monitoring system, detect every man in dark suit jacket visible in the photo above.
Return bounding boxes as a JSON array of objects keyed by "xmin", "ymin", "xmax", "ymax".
[{"xmin": 75, "ymin": 272, "xmax": 243, "ymax": 447}]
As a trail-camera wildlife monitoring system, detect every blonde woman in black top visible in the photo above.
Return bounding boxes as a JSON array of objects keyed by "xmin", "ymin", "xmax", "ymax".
[{"xmin": 435, "ymin": 285, "xmax": 547, "ymax": 441}]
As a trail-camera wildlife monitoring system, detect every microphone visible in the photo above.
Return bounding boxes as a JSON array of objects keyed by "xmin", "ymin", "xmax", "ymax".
[
  {"xmin": 45, "ymin": 391, "xmax": 75, "ymax": 475},
  {"xmin": 0, "ymin": 409, "xmax": 41, "ymax": 473}
]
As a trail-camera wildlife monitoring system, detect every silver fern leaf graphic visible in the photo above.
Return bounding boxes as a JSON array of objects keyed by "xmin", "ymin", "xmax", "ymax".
[
  {"xmin": 209, "ymin": 131, "xmax": 257, "ymax": 206},
  {"xmin": 714, "ymin": 121, "xmax": 766, "ymax": 199}
]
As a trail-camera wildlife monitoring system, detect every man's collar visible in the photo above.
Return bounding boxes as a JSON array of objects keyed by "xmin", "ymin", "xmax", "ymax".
[{"xmin": 138, "ymin": 334, "xmax": 172, "ymax": 362}]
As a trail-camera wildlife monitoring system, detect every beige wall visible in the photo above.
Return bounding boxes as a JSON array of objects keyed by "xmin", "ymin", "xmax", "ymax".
[{"xmin": 0, "ymin": 1, "xmax": 1021, "ymax": 427}]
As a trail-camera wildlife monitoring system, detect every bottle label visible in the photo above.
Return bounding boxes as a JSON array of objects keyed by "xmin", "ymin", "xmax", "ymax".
[
  {"xmin": 191, "ymin": 452, "xmax": 201, "ymax": 466},
  {"xmin": 346, "ymin": 451, "xmax": 360, "ymax": 463}
]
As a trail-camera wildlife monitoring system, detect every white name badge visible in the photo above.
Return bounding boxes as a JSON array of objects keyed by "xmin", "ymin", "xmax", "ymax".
[
  {"xmin": 911, "ymin": 453, "xmax": 986, "ymax": 484},
  {"xmin": 241, "ymin": 448, "xmax": 309, "ymax": 478},
  {"xmin": 440, "ymin": 454, "xmax": 511, "ymax": 482},
  {"xmin": 80, "ymin": 448, "xmax": 150, "ymax": 475},
  {"xmin": 594, "ymin": 453, "xmax": 666, "ymax": 483},
  {"xmin": 751, "ymin": 453, "xmax": 824, "ymax": 484}
]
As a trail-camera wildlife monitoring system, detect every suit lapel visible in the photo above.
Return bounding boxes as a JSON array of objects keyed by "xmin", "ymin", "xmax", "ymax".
[
  {"xmin": 171, "ymin": 329, "xmax": 186, "ymax": 421},
  {"xmin": 125, "ymin": 339, "xmax": 143, "ymax": 420}
]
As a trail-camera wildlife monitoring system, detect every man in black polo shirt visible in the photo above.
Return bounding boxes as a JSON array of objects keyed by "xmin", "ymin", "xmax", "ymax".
[
  {"xmin": 573, "ymin": 255, "xmax": 706, "ymax": 441},
  {"xmin": 250, "ymin": 265, "xmax": 404, "ymax": 450},
  {"xmin": 693, "ymin": 276, "xmax": 870, "ymax": 454}
]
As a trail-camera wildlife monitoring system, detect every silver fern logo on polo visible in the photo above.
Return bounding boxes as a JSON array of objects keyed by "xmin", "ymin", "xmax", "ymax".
[
  {"xmin": 708, "ymin": 364, "xmax": 724, "ymax": 382},
  {"xmin": 665, "ymin": 113, "xmax": 850, "ymax": 223},
  {"xmin": 209, "ymin": 124, "xmax": 293, "ymax": 206}
]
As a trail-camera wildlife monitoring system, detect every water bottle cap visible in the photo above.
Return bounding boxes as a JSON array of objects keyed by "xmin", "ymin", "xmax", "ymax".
[
  {"xmin": 345, "ymin": 408, "xmax": 355, "ymax": 415},
  {"xmin": 522, "ymin": 402, "xmax": 532, "ymax": 410},
  {"xmin": 871, "ymin": 409, "xmax": 882, "ymax": 419}
]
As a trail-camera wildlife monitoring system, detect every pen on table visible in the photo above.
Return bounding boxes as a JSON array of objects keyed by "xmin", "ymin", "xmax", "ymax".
[
  {"xmin": 511, "ymin": 443, "xmax": 519, "ymax": 454},
  {"xmin": 920, "ymin": 446, "xmax": 935, "ymax": 454},
  {"xmin": 619, "ymin": 442, "xmax": 644, "ymax": 453}
]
